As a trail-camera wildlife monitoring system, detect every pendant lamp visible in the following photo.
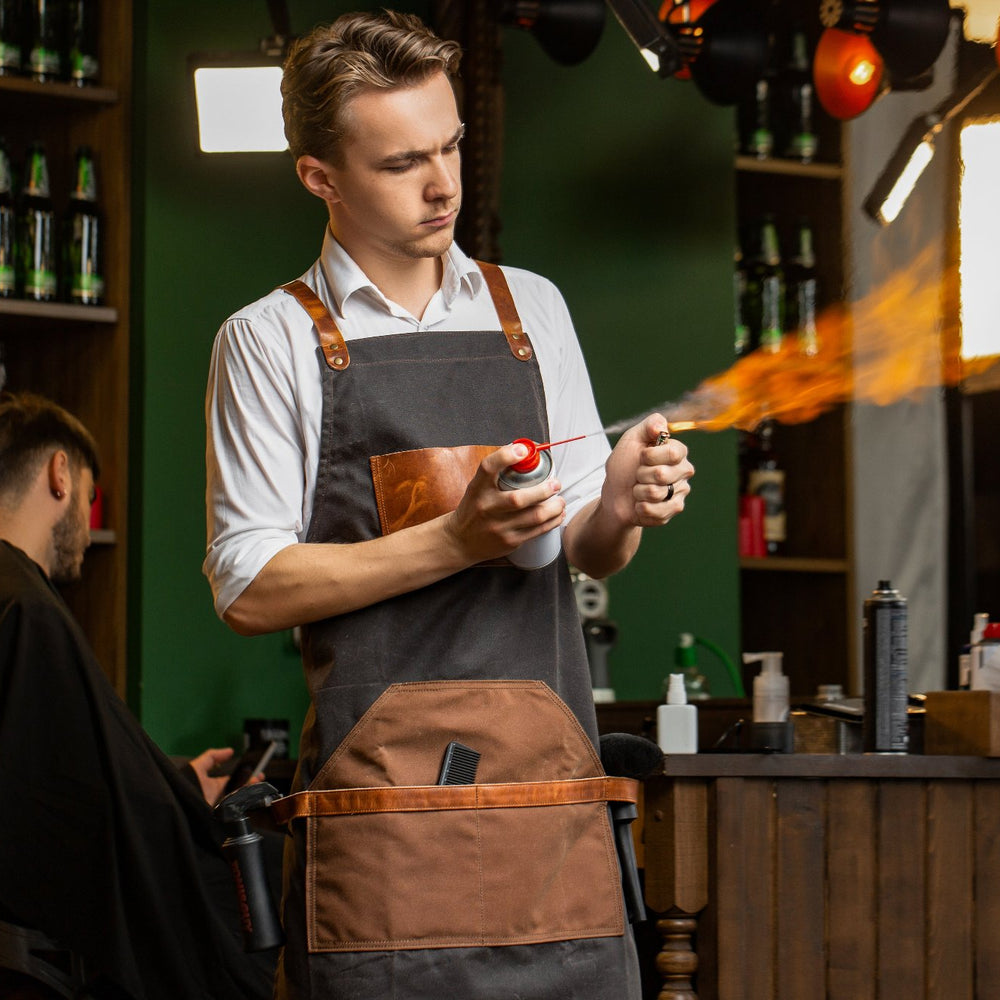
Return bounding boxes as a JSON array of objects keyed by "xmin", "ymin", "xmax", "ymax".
[{"xmin": 496, "ymin": 0, "xmax": 607, "ymax": 66}]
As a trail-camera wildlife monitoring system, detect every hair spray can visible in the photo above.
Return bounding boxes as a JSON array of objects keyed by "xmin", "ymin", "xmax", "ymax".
[
  {"xmin": 862, "ymin": 579, "xmax": 909, "ymax": 753},
  {"xmin": 498, "ymin": 439, "xmax": 559, "ymax": 569}
]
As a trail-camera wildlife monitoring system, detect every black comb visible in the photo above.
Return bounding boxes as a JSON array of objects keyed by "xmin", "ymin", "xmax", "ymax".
[{"xmin": 437, "ymin": 741, "xmax": 481, "ymax": 785}]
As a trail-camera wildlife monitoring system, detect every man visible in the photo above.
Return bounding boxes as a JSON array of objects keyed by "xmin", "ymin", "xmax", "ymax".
[
  {"xmin": 0, "ymin": 393, "xmax": 274, "ymax": 1000},
  {"xmin": 204, "ymin": 10, "xmax": 694, "ymax": 999}
]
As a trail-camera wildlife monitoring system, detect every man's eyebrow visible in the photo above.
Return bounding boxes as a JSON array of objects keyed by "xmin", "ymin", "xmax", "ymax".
[{"xmin": 380, "ymin": 123, "xmax": 466, "ymax": 164}]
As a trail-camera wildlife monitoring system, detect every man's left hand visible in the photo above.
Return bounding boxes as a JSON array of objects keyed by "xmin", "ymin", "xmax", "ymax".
[{"xmin": 601, "ymin": 413, "xmax": 694, "ymax": 528}]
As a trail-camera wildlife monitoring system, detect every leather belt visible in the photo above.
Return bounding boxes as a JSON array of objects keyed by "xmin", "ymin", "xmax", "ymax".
[{"xmin": 270, "ymin": 776, "xmax": 639, "ymax": 826}]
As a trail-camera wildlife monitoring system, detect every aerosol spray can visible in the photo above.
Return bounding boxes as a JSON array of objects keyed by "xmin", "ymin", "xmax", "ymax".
[
  {"xmin": 498, "ymin": 437, "xmax": 559, "ymax": 569},
  {"xmin": 862, "ymin": 579, "xmax": 909, "ymax": 753}
]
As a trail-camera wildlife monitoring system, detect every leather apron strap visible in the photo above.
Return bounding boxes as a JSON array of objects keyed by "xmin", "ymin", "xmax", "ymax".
[
  {"xmin": 270, "ymin": 776, "xmax": 639, "ymax": 826},
  {"xmin": 280, "ymin": 261, "xmax": 533, "ymax": 370}
]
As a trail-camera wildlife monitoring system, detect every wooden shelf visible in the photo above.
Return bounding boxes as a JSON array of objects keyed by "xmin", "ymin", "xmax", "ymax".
[
  {"xmin": 740, "ymin": 556, "xmax": 849, "ymax": 573},
  {"xmin": 0, "ymin": 298, "xmax": 118, "ymax": 323},
  {"xmin": 735, "ymin": 155, "xmax": 843, "ymax": 180},
  {"xmin": 0, "ymin": 75, "xmax": 118, "ymax": 107}
]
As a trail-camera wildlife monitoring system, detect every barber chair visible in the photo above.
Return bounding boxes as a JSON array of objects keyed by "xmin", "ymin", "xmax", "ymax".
[{"xmin": 0, "ymin": 921, "xmax": 87, "ymax": 999}]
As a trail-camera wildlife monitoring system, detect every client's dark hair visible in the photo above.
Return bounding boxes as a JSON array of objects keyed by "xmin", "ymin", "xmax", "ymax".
[{"xmin": 0, "ymin": 392, "xmax": 100, "ymax": 503}]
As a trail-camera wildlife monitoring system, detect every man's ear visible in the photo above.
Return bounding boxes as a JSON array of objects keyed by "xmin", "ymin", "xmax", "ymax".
[
  {"xmin": 46, "ymin": 450, "xmax": 71, "ymax": 501},
  {"xmin": 296, "ymin": 156, "xmax": 341, "ymax": 203}
]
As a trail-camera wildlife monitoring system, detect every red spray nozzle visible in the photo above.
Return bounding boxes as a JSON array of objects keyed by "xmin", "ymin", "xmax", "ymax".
[{"xmin": 508, "ymin": 434, "xmax": 588, "ymax": 474}]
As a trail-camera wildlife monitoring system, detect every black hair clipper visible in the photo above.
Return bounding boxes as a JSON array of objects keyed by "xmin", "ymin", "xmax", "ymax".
[{"xmin": 437, "ymin": 741, "xmax": 480, "ymax": 785}]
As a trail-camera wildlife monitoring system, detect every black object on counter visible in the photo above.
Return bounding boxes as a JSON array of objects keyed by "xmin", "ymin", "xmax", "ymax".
[{"xmin": 862, "ymin": 580, "xmax": 910, "ymax": 753}]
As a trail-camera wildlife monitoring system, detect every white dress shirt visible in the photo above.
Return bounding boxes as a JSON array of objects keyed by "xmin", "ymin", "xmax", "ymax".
[{"xmin": 204, "ymin": 229, "xmax": 610, "ymax": 616}]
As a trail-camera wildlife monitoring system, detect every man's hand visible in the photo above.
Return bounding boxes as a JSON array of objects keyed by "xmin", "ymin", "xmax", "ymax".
[
  {"xmin": 445, "ymin": 441, "xmax": 566, "ymax": 564},
  {"xmin": 601, "ymin": 414, "xmax": 694, "ymax": 529},
  {"xmin": 188, "ymin": 746, "xmax": 236, "ymax": 806}
]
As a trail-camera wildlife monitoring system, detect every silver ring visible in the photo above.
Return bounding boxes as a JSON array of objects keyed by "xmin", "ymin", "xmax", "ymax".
[{"xmin": 665, "ymin": 482, "xmax": 675, "ymax": 502}]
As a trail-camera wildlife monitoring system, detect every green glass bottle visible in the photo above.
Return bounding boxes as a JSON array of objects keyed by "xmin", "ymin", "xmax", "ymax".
[
  {"xmin": 0, "ymin": 0, "xmax": 23, "ymax": 76},
  {"xmin": 0, "ymin": 138, "xmax": 15, "ymax": 298},
  {"xmin": 733, "ymin": 244, "xmax": 750, "ymax": 357},
  {"xmin": 66, "ymin": 0, "xmax": 97, "ymax": 85},
  {"xmin": 754, "ymin": 215, "xmax": 785, "ymax": 353},
  {"xmin": 27, "ymin": 0, "xmax": 61, "ymax": 82},
  {"xmin": 778, "ymin": 28, "xmax": 818, "ymax": 164},
  {"xmin": 64, "ymin": 144, "xmax": 103, "ymax": 304},
  {"xmin": 786, "ymin": 217, "xmax": 819, "ymax": 356},
  {"xmin": 18, "ymin": 141, "xmax": 56, "ymax": 301}
]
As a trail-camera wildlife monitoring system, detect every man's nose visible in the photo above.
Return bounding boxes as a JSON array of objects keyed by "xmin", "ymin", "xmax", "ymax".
[{"xmin": 426, "ymin": 156, "xmax": 459, "ymax": 201}]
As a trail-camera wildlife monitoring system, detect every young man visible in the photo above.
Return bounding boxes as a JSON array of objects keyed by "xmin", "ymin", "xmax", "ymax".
[
  {"xmin": 0, "ymin": 393, "xmax": 275, "ymax": 1000},
  {"xmin": 204, "ymin": 10, "xmax": 694, "ymax": 999}
]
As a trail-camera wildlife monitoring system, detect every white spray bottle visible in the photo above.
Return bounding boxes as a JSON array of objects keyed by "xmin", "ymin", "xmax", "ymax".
[
  {"xmin": 744, "ymin": 651, "xmax": 789, "ymax": 722},
  {"xmin": 657, "ymin": 673, "xmax": 698, "ymax": 754}
]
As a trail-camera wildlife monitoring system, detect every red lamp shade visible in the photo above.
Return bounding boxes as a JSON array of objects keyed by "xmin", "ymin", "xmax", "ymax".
[{"xmin": 813, "ymin": 27, "xmax": 884, "ymax": 120}]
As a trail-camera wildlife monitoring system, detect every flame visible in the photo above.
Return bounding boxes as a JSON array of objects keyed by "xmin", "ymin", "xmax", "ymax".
[{"xmin": 648, "ymin": 246, "xmax": 999, "ymax": 435}]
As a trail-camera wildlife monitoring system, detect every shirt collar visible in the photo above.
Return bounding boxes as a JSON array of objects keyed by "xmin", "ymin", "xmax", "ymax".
[{"xmin": 319, "ymin": 227, "xmax": 484, "ymax": 318}]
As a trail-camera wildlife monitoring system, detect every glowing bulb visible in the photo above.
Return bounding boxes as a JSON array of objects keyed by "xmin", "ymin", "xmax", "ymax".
[
  {"xmin": 849, "ymin": 58, "xmax": 877, "ymax": 86},
  {"xmin": 193, "ymin": 65, "xmax": 287, "ymax": 153}
]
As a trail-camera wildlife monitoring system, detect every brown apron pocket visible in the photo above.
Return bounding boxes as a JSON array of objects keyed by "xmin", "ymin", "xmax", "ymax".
[
  {"xmin": 370, "ymin": 445, "xmax": 495, "ymax": 535},
  {"xmin": 285, "ymin": 681, "xmax": 629, "ymax": 953}
]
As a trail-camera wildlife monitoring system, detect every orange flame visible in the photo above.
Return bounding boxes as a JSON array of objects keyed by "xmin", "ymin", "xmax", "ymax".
[{"xmin": 646, "ymin": 247, "xmax": 999, "ymax": 434}]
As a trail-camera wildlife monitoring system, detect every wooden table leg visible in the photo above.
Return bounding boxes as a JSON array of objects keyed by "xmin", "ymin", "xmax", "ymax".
[{"xmin": 656, "ymin": 915, "xmax": 699, "ymax": 1000}]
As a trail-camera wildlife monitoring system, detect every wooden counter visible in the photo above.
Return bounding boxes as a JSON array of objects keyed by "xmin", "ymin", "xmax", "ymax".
[{"xmin": 642, "ymin": 754, "xmax": 1000, "ymax": 1000}]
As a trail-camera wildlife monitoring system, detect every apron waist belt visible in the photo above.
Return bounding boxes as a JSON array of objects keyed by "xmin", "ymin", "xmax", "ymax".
[{"xmin": 270, "ymin": 776, "xmax": 639, "ymax": 825}]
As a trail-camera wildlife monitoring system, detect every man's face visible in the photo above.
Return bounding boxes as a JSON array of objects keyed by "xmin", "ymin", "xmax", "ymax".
[
  {"xmin": 326, "ymin": 71, "xmax": 463, "ymax": 264},
  {"xmin": 50, "ymin": 465, "xmax": 94, "ymax": 584}
]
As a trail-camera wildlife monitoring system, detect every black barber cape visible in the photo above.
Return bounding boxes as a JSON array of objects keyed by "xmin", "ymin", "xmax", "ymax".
[{"xmin": 0, "ymin": 541, "xmax": 275, "ymax": 1000}]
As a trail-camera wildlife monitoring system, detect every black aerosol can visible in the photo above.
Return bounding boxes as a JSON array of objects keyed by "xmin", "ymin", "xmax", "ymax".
[{"xmin": 862, "ymin": 580, "xmax": 909, "ymax": 753}]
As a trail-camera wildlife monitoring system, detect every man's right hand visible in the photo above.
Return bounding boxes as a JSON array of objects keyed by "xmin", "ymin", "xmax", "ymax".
[{"xmin": 445, "ymin": 442, "xmax": 566, "ymax": 564}]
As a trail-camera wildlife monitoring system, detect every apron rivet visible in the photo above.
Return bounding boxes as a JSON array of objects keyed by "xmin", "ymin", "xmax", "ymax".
[
  {"xmin": 518, "ymin": 348, "xmax": 527, "ymax": 357},
  {"xmin": 335, "ymin": 357, "xmax": 344, "ymax": 366}
]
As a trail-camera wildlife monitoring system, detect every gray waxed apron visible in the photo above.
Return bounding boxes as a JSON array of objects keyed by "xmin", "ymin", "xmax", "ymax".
[{"xmin": 272, "ymin": 263, "xmax": 641, "ymax": 1000}]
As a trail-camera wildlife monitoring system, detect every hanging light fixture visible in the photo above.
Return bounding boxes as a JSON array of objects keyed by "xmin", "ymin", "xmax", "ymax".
[
  {"xmin": 813, "ymin": 0, "xmax": 951, "ymax": 119},
  {"xmin": 813, "ymin": 26, "xmax": 884, "ymax": 119},
  {"xmin": 190, "ymin": 1, "xmax": 292, "ymax": 153},
  {"xmin": 496, "ymin": 0, "xmax": 607, "ymax": 66}
]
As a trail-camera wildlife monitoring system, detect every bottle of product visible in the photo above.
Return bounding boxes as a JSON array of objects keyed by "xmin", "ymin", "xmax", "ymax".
[
  {"xmin": 756, "ymin": 216, "xmax": 784, "ymax": 353},
  {"xmin": 0, "ymin": 137, "xmax": 15, "ymax": 298},
  {"xmin": 673, "ymin": 632, "xmax": 710, "ymax": 701},
  {"xmin": 739, "ymin": 75, "xmax": 773, "ymax": 160},
  {"xmin": 66, "ymin": 0, "xmax": 97, "ymax": 86},
  {"xmin": 776, "ymin": 26, "xmax": 818, "ymax": 164},
  {"xmin": 733, "ymin": 244, "xmax": 750, "ymax": 358},
  {"xmin": 63, "ymin": 145, "xmax": 103, "ymax": 304},
  {"xmin": 786, "ymin": 218, "xmax": 819, "ymax": 357},
  {"xmin": 0, "ymin": 0, "xmax": 22, "ymax": 76},
  {"xmin": 862, "ymin": 580, "xmax": 909, "ymax": 753},
  {"xmin": 657, "ymin": 673, "xmax": 698, "ymax": 754},
  {"xmin": 497, "ymin": 438, "xmax": 560, "ymax": 569},
  {"xmin": 962, "ymin": 611, "xmax": 990, "ymax": 689},
  {"xmin": 744, "ymin": 651, "xmax": 789, "ymax": 722},
  {"xmin": 17, "ymin": 141, "xmax": 56, "ymax": 301},
  {"xmin": 27, "ymin": 0, "xmax": 62, "ymax": 82},
  {"xmin": 746, "ymin": 420, "xmax": 786, "ymax": 554},
  {"xmin": 971, "ymin": 620, "xmax": 1000, "ymax": 692}
]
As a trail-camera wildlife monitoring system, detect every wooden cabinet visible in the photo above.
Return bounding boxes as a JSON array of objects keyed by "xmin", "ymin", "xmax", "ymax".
[
  {"xmin": 735, "ymin": 26, "xmax": 858, "ymax": 698},
  {"xmin": 0, "ymin": 5, "xmax": 132, "ymax": 694}
]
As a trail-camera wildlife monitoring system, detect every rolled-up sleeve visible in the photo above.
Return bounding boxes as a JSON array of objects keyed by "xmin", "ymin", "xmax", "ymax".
[{"xmin": 204, "ymin": 304, "xmax": 314, "ymax": 617}]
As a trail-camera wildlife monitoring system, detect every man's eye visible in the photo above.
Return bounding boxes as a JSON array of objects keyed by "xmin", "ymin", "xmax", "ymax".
[{"xmin": 385, "ymin": 160, "xmax": 414, "ymax": 173}]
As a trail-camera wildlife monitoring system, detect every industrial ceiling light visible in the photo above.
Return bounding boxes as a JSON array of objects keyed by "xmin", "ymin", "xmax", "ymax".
[
  {"xmin": 813, "ymin": 26, "xmax": 884, "ymax": 119},
  {"xmin": 863, "ymin": 63, "xmax": 1000, "ymax": 225},
  {"xmin": 190, "ymin": 0, "xmax": 292, "ymax": 153},
  {"xmin": 497, "ymin": 0, "xmax": 607, "ymax": 66},
  {"xmin": 813, "ymin": 0, "xmax": 951, "ymax": 119}
]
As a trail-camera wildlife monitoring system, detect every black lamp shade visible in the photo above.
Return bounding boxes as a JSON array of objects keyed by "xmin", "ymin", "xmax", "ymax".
[
  {"xmin": 498, "ymin": 0, "xmax": 607, "ymax": 66},
  {"xmin": 871, "ymin": 0, "xmax": 951, "ymax": 80},
  {"xmin": 689, "ymin": 0, "xmax": 770, "ymax": 105}
]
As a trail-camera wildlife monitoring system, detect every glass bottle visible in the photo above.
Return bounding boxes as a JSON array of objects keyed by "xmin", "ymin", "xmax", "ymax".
[
  {"xmin": 733, "ymin": 244, "xmax": 750, "ymax": 357},
  {"xmin": 27, "ymin": 0, "xmax": 61, "ymax": 82},
  {"xmin": 66, "ymin": 0, "xmax": 97, "ymax": 85},
  {"xmin": 746, "ymin": 420, "xmax": 786, "ymax": 555},
  {"xmin": 0, "ymin": 137, "xmax": 15, "ymax": 298},
  {"xmin": 786, "ymin": 217, "xmax": 819, "ymax": 356},
  {"xmin": 753, "ymin": 215, "xmax": 784, "ymax": 353},
  {"xmin": 17, "ymin": 141, "xmax": 56, "ymax": 301},
  {"xmin": 777, "ymin": 27, "xmax": 818, "ymax": 164},
  {"xmin": 0, "ymin": 0, "xmax": 23, "ymax": 76},
  {"xmin": 64, "ymin": 144, "xmax": 103, "ymax": 304},
  {"xmin": 739, "ymin": 76, "xmax": 773, "ymax": 160}
]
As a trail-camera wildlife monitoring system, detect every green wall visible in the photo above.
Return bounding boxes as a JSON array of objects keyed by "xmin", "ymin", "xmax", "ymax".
[{"xmin": 132, "ymin": 2, "xmax": 739, "ymax": 756}]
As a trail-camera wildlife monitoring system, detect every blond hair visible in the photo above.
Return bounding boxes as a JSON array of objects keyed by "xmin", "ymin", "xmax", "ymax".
[{"xmin": 281, "ymin": 10, "xmax": 462, "ymax": 164}]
